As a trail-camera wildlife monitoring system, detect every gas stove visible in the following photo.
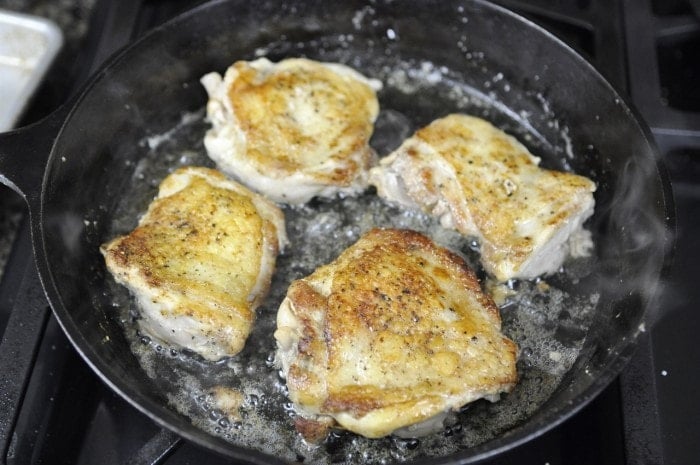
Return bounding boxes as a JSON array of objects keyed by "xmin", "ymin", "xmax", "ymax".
[{"xmin": 1, "ymin": 1, "xmax": 698, "ymax": 464}]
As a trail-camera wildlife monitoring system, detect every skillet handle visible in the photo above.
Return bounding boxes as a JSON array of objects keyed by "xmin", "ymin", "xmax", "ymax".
[{"xmin": 0, "ymin": 103, "xmax": 71, "ymax": 214}]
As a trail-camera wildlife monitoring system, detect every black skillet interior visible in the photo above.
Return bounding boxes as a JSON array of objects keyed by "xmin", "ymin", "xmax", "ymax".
[{"xmin": 36, "ymin": 0, "xmax": 671, "ymax": 463}]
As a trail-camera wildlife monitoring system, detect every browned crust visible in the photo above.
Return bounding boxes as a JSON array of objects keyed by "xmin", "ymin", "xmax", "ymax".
[
  {"xmin": 281, "ymin": 228, "xmax": 518, "ymax": 438},
  {"xmin": 293, "ymin": 416, "xmax": 336, "ymax": 444},
  {"xmin": 225, "ymin": 59, "xmax": 377, "ymax": 185},
  {"xmin": 101, "ymin": 167, "xmax": 285, "ymax": 357},
  {"xmin": 374, "ymin": 114, "xmax": 596, "ymax": 281}
]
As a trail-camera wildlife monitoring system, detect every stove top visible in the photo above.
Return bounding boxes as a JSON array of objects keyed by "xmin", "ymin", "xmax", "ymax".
[{"xmin": 1, "ymin": 1, "xmax": 698, "ymax": 464}]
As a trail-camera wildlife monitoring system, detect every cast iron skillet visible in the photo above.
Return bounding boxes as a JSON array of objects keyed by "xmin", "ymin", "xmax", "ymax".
[{"xmin": 0, "ymin": 0, "xmax": 674, "ymax": 463}]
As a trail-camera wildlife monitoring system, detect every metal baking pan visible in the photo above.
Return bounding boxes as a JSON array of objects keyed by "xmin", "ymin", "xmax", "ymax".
[{"xmin": 0, "ymin": 9, "xmax": 63, "ymax": 131}]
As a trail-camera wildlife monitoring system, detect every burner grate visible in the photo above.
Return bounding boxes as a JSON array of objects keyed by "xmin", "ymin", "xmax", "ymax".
[
  {"xmin": 624, "ymin": 0, "xmax": 700, "ymax": 151},
  {"xmin": 658, "ymin": 29, "xmax": 700, "ymax": 112}
]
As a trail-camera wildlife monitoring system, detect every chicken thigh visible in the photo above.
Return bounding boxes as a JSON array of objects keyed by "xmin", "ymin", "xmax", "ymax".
[
  {"xmin": 101, "ymin": 167, "xmax": 288, "ymax": 361},
  {"xmin": 275, "ymin": 228, "xmax": 517, "ymax": 440},
  {"xmin": 368, "ymin": 114, "xmax": 596, "ymax": 281},
  {"xmin": 201, "ymin": 57, "xmax": 382, "ymax": 204}
]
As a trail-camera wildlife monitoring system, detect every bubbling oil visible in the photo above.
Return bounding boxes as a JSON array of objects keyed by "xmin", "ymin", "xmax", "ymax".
[{"xmin": 104, "ymin": 52, "xmax": 598, "ymax": 464}]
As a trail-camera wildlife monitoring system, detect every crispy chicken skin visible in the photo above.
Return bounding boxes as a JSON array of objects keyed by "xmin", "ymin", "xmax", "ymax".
[
  {"xmin": 201, "ymin": 57, "xmax": 382, "ymax": 204},
  {"xmin": 275, "ymin": 228, "xmax": 518, "ymax": 439},
  {"xmin": 368, "ymin": 114, "xmax": 596, "ymax": 282},
  {"xmin": 101, "ymin": 167, "xmax": 288, "ymax": 361}
]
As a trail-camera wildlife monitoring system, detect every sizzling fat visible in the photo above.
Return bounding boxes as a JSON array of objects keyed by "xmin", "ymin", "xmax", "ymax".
[
  {"xmin": 275, "ymin": 228, "xmax": 518, "ymax": 439},
  {"xmin": 368, "ymin": 114, "xmax": 596, "ymax": 281},
  {"xmin": 201, "ymin": 57, "xmax": 382, "ymax": 204},
  {"xmin": 101, "ymin": 167, "xmax": 287, "ymax": 361}
]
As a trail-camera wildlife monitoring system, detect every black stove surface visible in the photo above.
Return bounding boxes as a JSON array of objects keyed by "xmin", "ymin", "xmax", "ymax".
[{"xmin": 1, "ymin": 1, "xmax": 698, "ymax": 464}]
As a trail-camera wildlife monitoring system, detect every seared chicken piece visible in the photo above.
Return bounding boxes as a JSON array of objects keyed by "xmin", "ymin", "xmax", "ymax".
[
  {"xmin": 275, "ymin": 228, "xmax": 517, "ymax": 439},
  {"xmin": 368, "ymin": 114, "xmax": 596, "ymax": 281},
  {"xmin": 101, "ymin": 167, "xmax": 288, "ymax": 361},
  {"xmin": 201, "ymin": 57, "xmax": 382, "ymax": 204}
]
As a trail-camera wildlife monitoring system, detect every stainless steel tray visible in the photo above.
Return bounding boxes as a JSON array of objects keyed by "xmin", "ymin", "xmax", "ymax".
[{"xmin": 0, "ymin": 9, "xmax": 63, "ymax": 131}]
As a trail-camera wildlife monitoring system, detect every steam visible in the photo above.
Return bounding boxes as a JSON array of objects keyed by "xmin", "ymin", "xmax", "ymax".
[{"xmin": 592, "ymin": 152, "xmax": 672, "ymax": 331}]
